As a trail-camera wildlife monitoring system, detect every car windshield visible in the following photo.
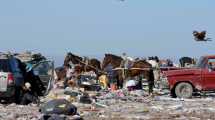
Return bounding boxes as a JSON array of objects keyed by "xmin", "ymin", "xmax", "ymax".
[
  {"xmin": 196, "ymin": 56, "xmax": 207, "ymax": 68},
  {"xmin": 0, "ymin": 59, "xmax": 11, "ymax": 72}
]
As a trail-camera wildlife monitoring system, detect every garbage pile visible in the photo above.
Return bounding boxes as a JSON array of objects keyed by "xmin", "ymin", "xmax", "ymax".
[
  {"xmin": 36, "ymin": 81, "xmax": 215, "ymax": 120},
  {"xmin": 1, "ymin": 52, "xmax": 215, "ymax": 120},
  {"xmin": 14, "ymin": 51, "xmax": 46, "ymax": 63},
  {"xmin": 1, "ymin": 80, "xmax": 215, "ymax": 120}
]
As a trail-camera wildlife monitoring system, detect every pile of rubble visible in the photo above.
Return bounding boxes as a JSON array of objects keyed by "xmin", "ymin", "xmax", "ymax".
[
  {"xmin": 1, "ymin": 85, "xmax": 215, "ymax": 120},
  {"xmin": 14, "ymin": 51, "xmax": 46, "ymax": 63},
  {"xmin": 0, "ymin": 104, "xmax": 40, "ymax": 120},
  {"xmin": 0, "ymin": 51, "xmax": 46, "ymax": 63},
  {"xmin": 1, "ymin": 71, "xmax": 215, "ymax": 120},
  {"xmin": 14, "ymin": 51, "xmax": 34, "ymax": 62},
  {"xmin": 79, "ymin": 90, "xmax": 215, "ymax": 120},
  {"xmin": 39, "ymin": 83, "xmax": 215, "ymax": 120}
]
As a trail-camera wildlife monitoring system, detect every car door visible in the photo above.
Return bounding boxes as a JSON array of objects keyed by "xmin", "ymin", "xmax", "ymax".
[
  {"xmin": 32, "ymin": 60, "xmax": 54, "ymax": 95},
  {"xmin": 203, "ymin": 58, "xmax": 215, "ymax": 90}
]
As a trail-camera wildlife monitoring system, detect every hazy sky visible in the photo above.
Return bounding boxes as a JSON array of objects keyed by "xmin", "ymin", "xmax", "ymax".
[{"xmin": 0, "ymin": 0, "xmax": 214, "ymax": 65}]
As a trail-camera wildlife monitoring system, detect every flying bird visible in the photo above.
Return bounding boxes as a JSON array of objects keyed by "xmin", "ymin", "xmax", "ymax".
[{"xmin": 193, "ymin": 30, "xmax": 212, "ymax": 41}]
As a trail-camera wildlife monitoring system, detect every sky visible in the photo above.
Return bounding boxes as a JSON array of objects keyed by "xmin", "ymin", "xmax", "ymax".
[{"xmin": 0, "ymin": 0, "xmax": 215, "ymax": 66}]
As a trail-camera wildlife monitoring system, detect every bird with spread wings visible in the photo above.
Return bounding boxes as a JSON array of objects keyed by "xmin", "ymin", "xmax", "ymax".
[{"xmin": 193, "ymin": 30, "xmax": 212, "ymax": 41}]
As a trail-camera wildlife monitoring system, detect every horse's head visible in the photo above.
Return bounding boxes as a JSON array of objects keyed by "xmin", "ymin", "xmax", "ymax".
[
  {"xmin": 89, "ymin": 58, "xmax": 101, "ymax": 70},
  {"xmin": 64, "ymin": 52, "xmax": 83, "ymax": 66},
  {"xmin": 102, "ymin": 54, "xmax": 123, "ymax": 69}
]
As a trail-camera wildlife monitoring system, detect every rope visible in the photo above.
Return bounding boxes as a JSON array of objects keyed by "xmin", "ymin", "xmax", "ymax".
[
  {"xmin": 112, "ymin": 66, "xmax": 192, "ymax": 72},
  {"xmin": 113, "ymin": 67, "xmax": 152, "ymax": 71},
  {"xmin": 72, "ymin": 56, "xmax": 105, "ymax": 74}
]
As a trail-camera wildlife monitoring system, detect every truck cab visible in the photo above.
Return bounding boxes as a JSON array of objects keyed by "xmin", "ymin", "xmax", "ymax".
[{"xmin": 164, "ymin": 55, "xmax": 215, "ymax": 98}]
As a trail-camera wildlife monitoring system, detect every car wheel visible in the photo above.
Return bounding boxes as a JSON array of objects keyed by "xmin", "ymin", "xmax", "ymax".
[{"xmin": 175, "ymin": 82, "xmax": 193, "ymax": 98}]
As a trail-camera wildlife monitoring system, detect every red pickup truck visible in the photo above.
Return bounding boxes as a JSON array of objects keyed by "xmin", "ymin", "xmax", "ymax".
[{"xmin": 164, "ymin": 55, "xmax": 215, "ymax": 98}]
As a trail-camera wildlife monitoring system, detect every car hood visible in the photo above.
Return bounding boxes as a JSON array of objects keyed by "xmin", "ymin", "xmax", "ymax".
[{"xmin": 163, "ymin": 68, "xmax": 201, "ymax": 77}]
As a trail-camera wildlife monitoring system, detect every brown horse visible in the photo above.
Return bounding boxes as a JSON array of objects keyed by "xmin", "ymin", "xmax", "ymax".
[
  {"xmin": 102, "ymin": 54, "xmax": 154, "ymax": 91},
  {"xmin": 64, "ymin": 52, "xmax": 102, "ymax": 75},
  {"xmin": 55, "ymin": 52, "xmax": 102, "ymax": 82}
]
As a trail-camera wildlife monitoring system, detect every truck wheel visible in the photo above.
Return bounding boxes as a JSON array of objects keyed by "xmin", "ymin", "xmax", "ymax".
[{"xmin": 175, "ymin": 82, "xmax": 193, "ymax": 98}]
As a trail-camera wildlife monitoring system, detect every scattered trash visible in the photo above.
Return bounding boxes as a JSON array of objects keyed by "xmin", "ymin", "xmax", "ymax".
[
  {"xmin": 1, "ymin": 52, "xmax": 215, "ymax": 120},
  {"xmin": 129, "ymin": 90, "xmax": 148, "ymax": 97},
  {"xmin": 168, "ymin": 104, "xmax": 183, "ymax": 110},
  {"xmin": 39, "ymin": 114, "xmax": 67, "ymax": 120},
  {"xmin": 79, "ymin": 93, "xmax": 92, "ymax": 104},
  {"xmin": 39, "ymin": 99, "xmax": 77, "ymax": 115},
  {"xmin": 94, "ymin": 102, "xmax": 108, "ymax": 108},
  {"xmin": 125, "ymin": 80, "xmax": 138, "ymax": 91},
  {"xmin": 1, "ymin": 82, "xmax": 215, "ymax": 120},
  {"xmin": 64, "ymin": 88, "xmax": 81, "ymax": 97}
]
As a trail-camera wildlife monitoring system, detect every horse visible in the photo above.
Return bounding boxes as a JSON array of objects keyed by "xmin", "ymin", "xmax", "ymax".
[
  {"xmin": 55, "ymin": 52, "xmax": 101, "ymax": 83},
  {"xmin": 179, "ymin": 57, "xmax": 196, "ymax": 67},
  {"xmin": 102, "ymin": 54, "xmax": 154, "ymax": 92},
  {"xmin": 64, "ymin": 52, "xmax": 101, "ymax": 74},
  {"xmin": 64, "ymin": 52, "xmax": 83, "ymax": 66},
  {"xmin": 58, "ymin": 52, "xmax": 83, "ymax": 80}
]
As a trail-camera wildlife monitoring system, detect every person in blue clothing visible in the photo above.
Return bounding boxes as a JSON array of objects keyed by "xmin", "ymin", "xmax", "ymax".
[{"xmin": 9, "ymin": 57, "xmax": 25, "ymax": 104}]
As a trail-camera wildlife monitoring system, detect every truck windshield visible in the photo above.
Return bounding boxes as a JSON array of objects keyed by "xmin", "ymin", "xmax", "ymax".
[{"xmin": 196, "ymin": 56, "xmax": 207, "ymax": 68}]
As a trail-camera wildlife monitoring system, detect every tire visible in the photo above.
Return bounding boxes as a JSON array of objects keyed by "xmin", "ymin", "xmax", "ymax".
[{"xmin": 175, "ymin": 82, "xmax": 193, "ymax": 98}]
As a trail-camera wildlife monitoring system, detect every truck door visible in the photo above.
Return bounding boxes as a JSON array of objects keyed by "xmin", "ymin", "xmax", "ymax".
[
  {"xmin": 32, "ymin": 60, "xmax": 54, "ymax": 95},
  {"xmin": 203, "ymin": 58, "xmax": 215, "ymax": 90}
]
